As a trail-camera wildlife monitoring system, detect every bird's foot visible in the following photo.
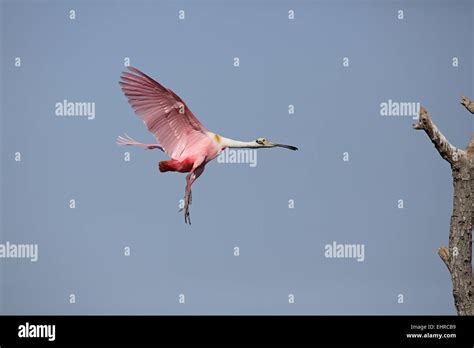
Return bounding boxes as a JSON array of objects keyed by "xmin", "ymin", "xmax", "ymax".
[
  {"xmin": 183, "ymin": 196, "xmax": 191, "ymax": 225},
  {"xmin": 184, "ymin": 206, "xmax": 191, "ymax": 225},
  {"xmin": 179, "ymin": 190, "xmax": 192, "ymax": 225}
]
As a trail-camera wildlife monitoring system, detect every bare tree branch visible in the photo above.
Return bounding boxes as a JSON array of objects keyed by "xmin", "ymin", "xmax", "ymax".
[
  {"xmin": 461, "ymin": 96, "xmax": 474, "ymax": 114},
  {"xmin": 414, "ymin": 97, "xmax": 474, "ymax": 315},
  {"xmin": 412, "ymin": 106, "xmax": 466, "ymax": 166},
  {"xmin": 438, "ymin": 246, "xmax": 451, "ymax": 272},
  {"xmin": 461, "ymin": 96, "xmax": 474, "ymax": 155}
]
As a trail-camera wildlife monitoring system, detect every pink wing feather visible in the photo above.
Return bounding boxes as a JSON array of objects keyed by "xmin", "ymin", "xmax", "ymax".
[{"xmin": 119, "ymin": 66, "xmax": 208, "ymax": 160}]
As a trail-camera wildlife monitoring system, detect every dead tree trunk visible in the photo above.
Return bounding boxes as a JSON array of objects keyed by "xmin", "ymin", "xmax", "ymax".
[{"xmin": 412, "ymin": 96, "xmax": 474, "ymax": 315}]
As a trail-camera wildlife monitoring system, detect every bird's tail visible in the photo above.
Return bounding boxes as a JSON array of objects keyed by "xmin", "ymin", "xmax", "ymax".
[
  {"xmin": 159, "ymin": 160, "xmax": 174, "ymax": 172},
  {"xmin": 158, "ymin": 160, "xmax": 192, "ymax": 173}
]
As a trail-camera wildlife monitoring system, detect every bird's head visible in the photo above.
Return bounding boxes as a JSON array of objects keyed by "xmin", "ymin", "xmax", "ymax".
[{"xmin": 255, "ymin": 137, "xmax": 298, "ymax": 151}]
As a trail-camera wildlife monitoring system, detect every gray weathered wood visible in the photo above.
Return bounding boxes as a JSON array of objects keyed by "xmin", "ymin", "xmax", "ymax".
[{"xmin": 412, "ymin": 97, "xmax": 473, "ymax": 315}]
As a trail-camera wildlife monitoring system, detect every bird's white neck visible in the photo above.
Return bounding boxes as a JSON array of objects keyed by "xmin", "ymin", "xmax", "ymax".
[{"xmin": 217, "ymin": 135, "xmax": 258, "ymax": 149}]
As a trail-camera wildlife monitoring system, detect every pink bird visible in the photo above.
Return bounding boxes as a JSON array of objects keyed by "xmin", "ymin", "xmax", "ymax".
[{"xmin": 117, "ymin": 67, "xmax": 298, "ymax": 224}]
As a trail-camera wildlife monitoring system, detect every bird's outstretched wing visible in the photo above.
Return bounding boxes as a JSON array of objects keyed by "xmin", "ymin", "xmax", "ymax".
[{"xmin": 119, "ymin": 66, "xmax": 208, "ymax": 160}]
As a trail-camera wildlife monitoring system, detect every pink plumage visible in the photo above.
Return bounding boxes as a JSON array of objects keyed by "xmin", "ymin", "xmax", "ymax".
[
  {"xmin": 117, "ymin": 66, "xmax": 298, "ymax": 224},
  {"xmin": 119, "ymin": 66, "xmax": 211, "ymax": 160}
]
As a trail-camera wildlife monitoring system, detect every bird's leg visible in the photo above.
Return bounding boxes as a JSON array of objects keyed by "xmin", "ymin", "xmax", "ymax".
[
  {"xmin": 184, "ymin": 195, "xmax": 191, "ymax": 225},
  {"xmin": 181, "ymin": 173, "xmax": 196, "ymax": 224},
  {"xmin": 179, "ymin": 162, "xmax": 206, "ymax": 225},
  {"xmin": 180, "ymin": 172, "xmax": 194, "ymax": 225},
  {"xmin": 189, "ymin": 173, "xmax": 197, "ymax": 205}
]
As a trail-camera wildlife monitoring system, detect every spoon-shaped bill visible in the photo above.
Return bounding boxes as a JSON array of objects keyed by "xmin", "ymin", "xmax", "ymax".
[{"xmin": 273, "ymin": 143, "xmax": 298, "ymax": 151}]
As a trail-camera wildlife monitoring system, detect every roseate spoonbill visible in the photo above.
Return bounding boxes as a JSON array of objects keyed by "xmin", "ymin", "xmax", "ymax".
[{"xmin": 117, "ymin": 66, "xmax": 298, "ymax": 224}]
